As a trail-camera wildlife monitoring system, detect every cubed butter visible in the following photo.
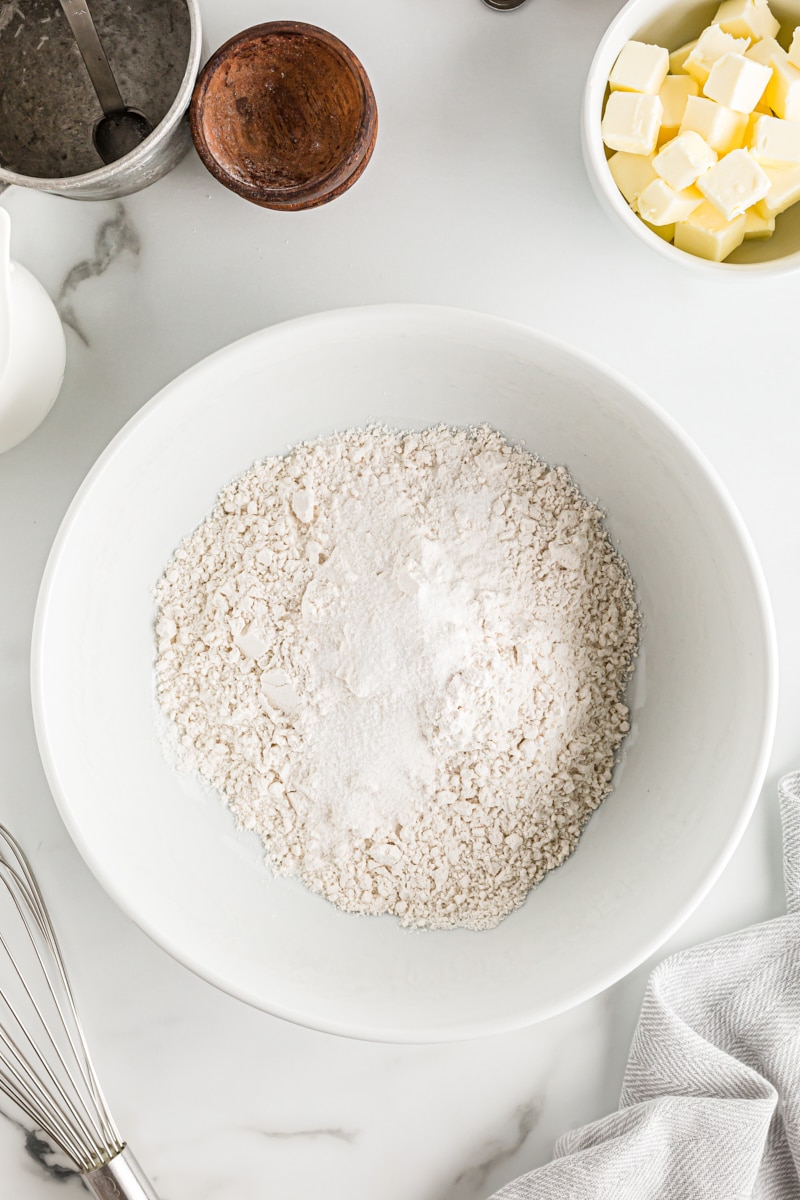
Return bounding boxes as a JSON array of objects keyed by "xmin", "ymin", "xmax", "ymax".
[
  {"xmin": 713, "ymin": 0, "xmax": 780, "ymax": 42},
  {"xmin": 609, "ymin": 40, "xmax": 670, "ymax": 94},
  {"xmin": 754, "ymin": 161, "xmax": 800, "ymax": 214},
  {"xmin": 674, "ymin": 201, "xmax": 747, "ymax": 259},
  {"xmin": 749, "ymin": 113, "xmax": 800, "ymax": 165},
  {"xmin": 789, "ymin": 27, "xmax": 800, "ymax": 71},
  {"xmin": 608, "ymin": 151, "xmax": 659, "ymax": 205},
  {"xmin": 603, "ymin": 15, "xmax": 800, "ymax": 260},
  {"xmin": 653, "ymin": 130, "xmax": 717, "ymax": 189},
  {"xmin": 744, "ymin": 205, "xmax": 776, "ymax": 236},
  {"xmin": 670, "ymin": 39, "xmax": 698, "ymax": 74},
  {"xmin": 637, "ymin": 178, "xmax": 704, "ymax": 224},
  {"xmin": 745, "ymin": 34, "xmax": 786, "ymax": 66},
  {"xmin": 765, "ymin": 54, "xmax": 800, "ymax": 120},
  {"xmin": 703, "ymin": 52, "xmax": 772, "ymax": 112},
  {"xmin": 684, "ymin": 25, "xmax": 751, "ymax": 85},
  {"xmin": 602, "ymin": 91, "xmax": 663, "ymax": 154},
  {"xmin": 680, "ymin": 94, "xmax": 749, "ymax": 152},
  {"xmin": 641, "ymin": 218, "xmax": 676, "ymax": 241},
  {"xmin": 744, "ymin": 110, "xmax": 761, "ymax": 145},
  {"xmin": 657, "ymin": 74, "xmax": 700, "ymax": 142},
  {"xmin": 696, "ymin": 147, "xmax": 770, "ymax": 217}
]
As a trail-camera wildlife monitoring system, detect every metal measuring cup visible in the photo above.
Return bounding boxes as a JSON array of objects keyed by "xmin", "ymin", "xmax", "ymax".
[{"xmin": 0, "ymin": 0, "xmax": 202, "ymax": 200}]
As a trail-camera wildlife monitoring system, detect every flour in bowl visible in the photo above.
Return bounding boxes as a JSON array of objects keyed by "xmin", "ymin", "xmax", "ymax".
[{"xmin": 155, "ymin": 425, "xmax": 639, "ymax": 930}]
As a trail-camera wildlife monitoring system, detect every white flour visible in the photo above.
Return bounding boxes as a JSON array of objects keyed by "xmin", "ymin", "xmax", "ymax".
[{"xmin": 155, "ymin": 425, "xmax": 639, "ymax": 930}]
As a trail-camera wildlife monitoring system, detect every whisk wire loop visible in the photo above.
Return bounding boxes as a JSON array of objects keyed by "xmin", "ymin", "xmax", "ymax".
[
  {"xmin": 0, "ymin": 826, "xmax": 124, "ymax": 1172},
  {"xmin": 14, "ymin": 844, "xmax": 121, "ymax": 1144},
  {"xmin": 0, "ymin": 1019, "xmax": 90, "ymax": 1163},
  {"xmin": 0, "ymin": 932, "xmax": 108, "ymax": 1167}
]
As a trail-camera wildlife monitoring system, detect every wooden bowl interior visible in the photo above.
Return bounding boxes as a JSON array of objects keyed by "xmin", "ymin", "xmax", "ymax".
[{"xmin": 198, "ymin": 29, "xmax": 369, "ymax": 193}]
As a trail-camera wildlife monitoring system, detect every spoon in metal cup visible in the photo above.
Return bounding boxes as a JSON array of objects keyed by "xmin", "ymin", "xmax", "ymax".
[{"xmin": 57, "ymin": 0, "xmax": 153, "ymax": 164}]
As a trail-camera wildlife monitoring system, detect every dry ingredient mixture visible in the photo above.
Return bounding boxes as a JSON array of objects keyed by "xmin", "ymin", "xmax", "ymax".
[{"xmin": 155, "ymin": 425, "xmax": 639, "ymax": 931}]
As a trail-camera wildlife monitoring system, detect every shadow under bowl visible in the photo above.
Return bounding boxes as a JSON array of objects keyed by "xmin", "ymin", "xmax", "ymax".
[{"xmin": 189, "ymin": 21, "xmax": 378, "ymax": 210}]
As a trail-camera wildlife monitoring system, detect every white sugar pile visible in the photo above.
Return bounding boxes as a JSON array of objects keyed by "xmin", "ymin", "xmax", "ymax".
[{"xmin": 155, "ymin": 425, "xmax": 639, "ymax": 930}]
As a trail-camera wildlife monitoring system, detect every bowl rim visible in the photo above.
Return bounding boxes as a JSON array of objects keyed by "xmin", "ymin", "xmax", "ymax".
[
  {"xmin": 582, "ymin": 0, "xmax": 800, "ymax": 274},
  {"xmin": 30, "ymin": 304, "xmax": 779, "ymax": 1041}
]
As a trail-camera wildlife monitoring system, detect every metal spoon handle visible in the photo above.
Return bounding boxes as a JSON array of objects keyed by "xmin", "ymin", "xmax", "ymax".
[{"xmin": 57, "ymin": 0, "xmax": 125, "ymax": 115}]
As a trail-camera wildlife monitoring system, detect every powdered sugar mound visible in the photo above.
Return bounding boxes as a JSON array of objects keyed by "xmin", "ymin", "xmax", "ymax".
[{"xmin": 155, "ymin": 425, "xmax": 639, "ymax": 931}]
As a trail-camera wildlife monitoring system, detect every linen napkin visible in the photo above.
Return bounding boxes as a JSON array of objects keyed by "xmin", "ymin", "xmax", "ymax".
[{"xmin": 491, "ymin": 771, "xmax": 800, "ymax": 1200}]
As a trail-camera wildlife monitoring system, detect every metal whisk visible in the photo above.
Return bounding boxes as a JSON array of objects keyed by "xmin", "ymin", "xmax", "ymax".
[{"xmin": 0, "ymin": 825, "xmax": 159, "ymax": 1199}]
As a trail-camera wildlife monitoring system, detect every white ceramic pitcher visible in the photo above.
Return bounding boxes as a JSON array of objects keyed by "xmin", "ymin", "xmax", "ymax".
[{"xmin": 0, "ymin": 208, "xmax": 67, "ymax": 454}]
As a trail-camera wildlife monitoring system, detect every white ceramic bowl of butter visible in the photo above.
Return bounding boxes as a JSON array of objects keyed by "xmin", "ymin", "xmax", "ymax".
[
  {"xmin": 583, "ymin": 0, "xmax": 800, "ymax": 270},
  {"xmin": 32, "ymin": 306, "xmax": 777, "ymax": 1041}
]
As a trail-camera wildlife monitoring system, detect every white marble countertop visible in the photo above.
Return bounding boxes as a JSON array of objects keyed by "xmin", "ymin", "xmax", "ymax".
[{"xmin": 1, "ymin": 0, "xmax": 799, "ymax": 1195}]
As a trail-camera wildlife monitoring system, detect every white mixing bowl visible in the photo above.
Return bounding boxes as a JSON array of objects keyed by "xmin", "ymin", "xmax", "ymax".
[{"xmin": 32, "ymin": 306, "xmax": 776, "ymax": 1041}]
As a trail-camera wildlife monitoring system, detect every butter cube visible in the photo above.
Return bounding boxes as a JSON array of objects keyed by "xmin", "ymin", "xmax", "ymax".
[
  {"xmin": 602, "ymin": 91, "xmax": 663, "ymax": 154},
  {"xmin": 754, "ymin": 161, "xmax": 800, "ymax": 214},
  {"xmin": 764, "ymin": 55, "xmax": 800, "ymax": 120},
  {"xmin": 609, "ymin": 40, "xmax": 670, "ymax": 94},
  {"xmin": 670, "ymin": 39, "xmax": 698, "ymax": 74},
  {"xmin": 713, "ymin": 0, "xmax": 780, "ymax": 42},
  {"xmin": 749, "ymin": 113, "xmax": 800, "ymax": 165},
  {"xmin": 657, "ymin": 74, "xmax": 700, "ymax": 142},
  {"xmin": 642, "ymin": 218, "xmax": 676, "ymax": 241},
  {"xmin": 744, "ymin": 205, "xmax": 775, "ymax": 236},
  {"xmin": 674, "ymin": 201, "xmax": 747, "ymax": 259},
  {"xmin": 697, "ymin": 147, "xmax": 770, "ymax": 217},
  {"xmin": 637, "ymin": 178, "xmax": 704, "ymax": 224},
  {"xmin": 744, "ymin": 110, "xmax": 762, "ymax": 145},
  {"xmin": 653, "ymin": 131, "xmax": 717, "ymax": 188},
  {"xmin": 703, "ymin": 53, "xmax": 772, "ymax": 112},
  {"xmin": 608, "ymin": 151, "xmax": 659, "ymax": 206},
  {"xmin": 684, "ymin": 25, "xmax": 751, "ymax": 86},
  {"xmin": 745, "ymin": 34, "xmax": 786, "ymax": 66},
  {"xmin": 680, "ymin": 95, "xmax": 748, "ymax": 152},
  {"xmin": 789, "ymin": 27, "xmax": 800, "ymax": 71}
]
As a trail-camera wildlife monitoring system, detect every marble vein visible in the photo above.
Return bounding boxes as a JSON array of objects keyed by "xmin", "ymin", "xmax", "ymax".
[
  {"xmin": 442, "ymin": 1099, "xmax": 543, "ymax": 1199},
  {"xmin": 0, "ymin": 1105, "xmax": 81, "ymax": 1186},
  {"xmin": 56, "ymin": 202, "xmax": 141, "ymax": 346},
  {"xmin": 23, "ymin": 1128, "xmax": 80, "ymax": 1186},
  {"xmin": 260, "ymin": 1125, "xmax": 359, "ymax": 1144}
]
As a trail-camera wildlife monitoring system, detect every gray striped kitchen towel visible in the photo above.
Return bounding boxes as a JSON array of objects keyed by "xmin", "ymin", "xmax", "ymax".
[{"xmin": 492, "ymin": 770, "xmax": 800, "ymax": 1200}]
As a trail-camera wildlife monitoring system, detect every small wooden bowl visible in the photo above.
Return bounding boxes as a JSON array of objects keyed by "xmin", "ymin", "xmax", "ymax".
[{"xmin": 189, "ymin": 21, "xmax": 378, "ymax": 210}]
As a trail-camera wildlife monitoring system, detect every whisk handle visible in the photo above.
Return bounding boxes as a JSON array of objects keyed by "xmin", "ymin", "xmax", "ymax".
[{"xmin": 84, "ymin": 1147, "xmax": 160, "ymax": 1200}]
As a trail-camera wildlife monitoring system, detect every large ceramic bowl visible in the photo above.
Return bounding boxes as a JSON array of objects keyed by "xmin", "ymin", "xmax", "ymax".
[
  {"xmin": 31, "ymin": 306, "xmax": 776, "ymax": 1042},
  {"xmin": 583, "ymin": 0, "xmax": 800, "ymax": 272}
]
